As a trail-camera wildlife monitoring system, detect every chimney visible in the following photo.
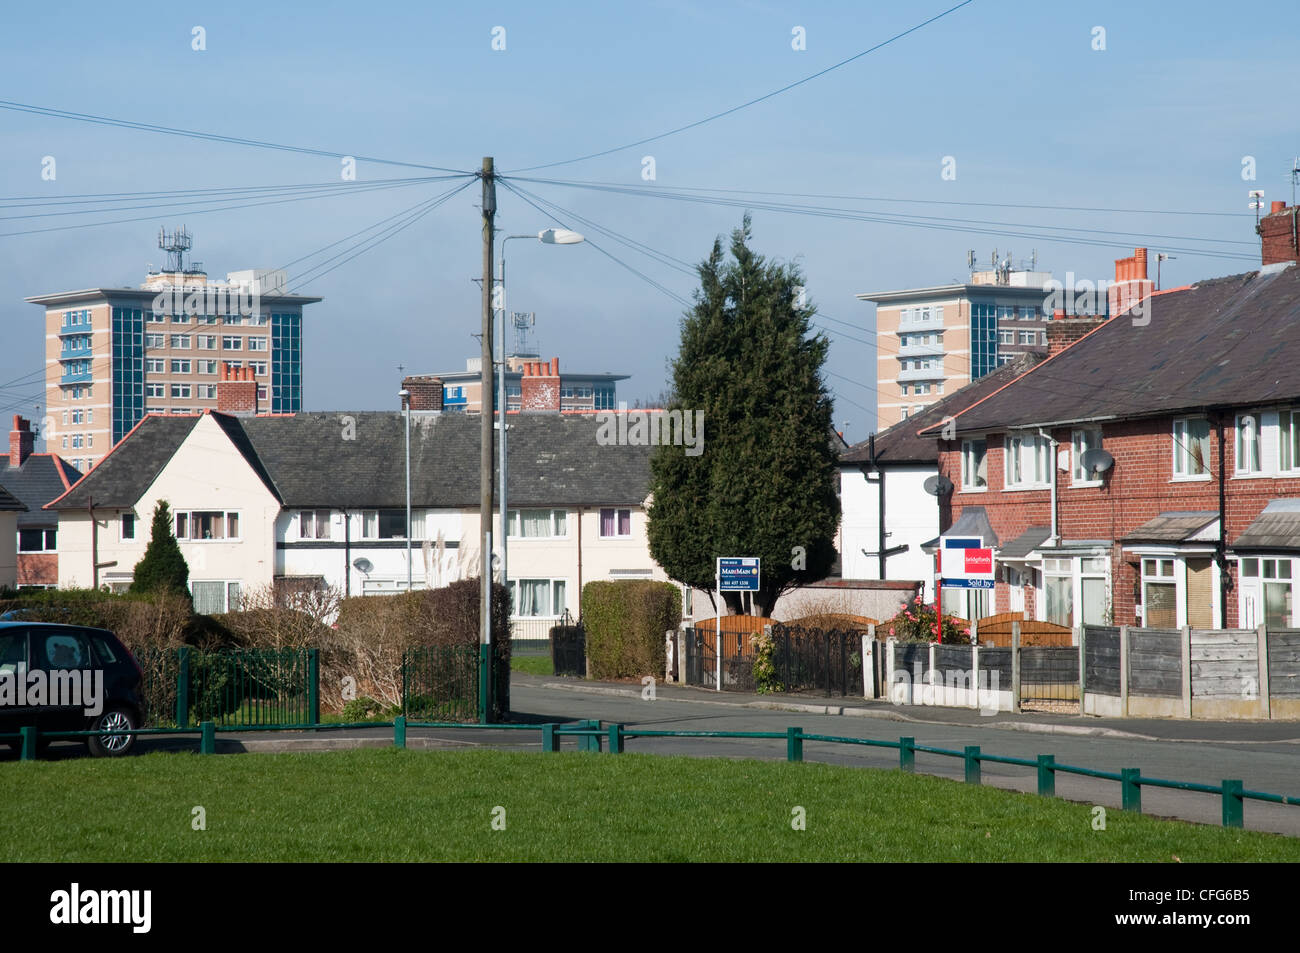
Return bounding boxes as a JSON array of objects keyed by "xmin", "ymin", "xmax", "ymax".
[
  {"xmin": 216, "ymin": 364, "xmax": 258, "ymax": 416},
  {"xmin": 401, "ymin": 375, "xmax": 443, "ymax": 412},
  {"xmin": 1108, "ymin": 247, "xmax": 1154, "ymax": 319},
  {"xmin": 1045, "ymin": 316, "xmax": 1105, "ymax": 358},
  {"xmin": 8, "ymin": 415, "xmax": 34, "ymax": 468},
  {"xmin": 520, "ymin": 356, "xmax": 561, "ymax": 413},
  {"xmin": 1257, "ymin": 201, "xmax": 1300, "ymax": 267}
]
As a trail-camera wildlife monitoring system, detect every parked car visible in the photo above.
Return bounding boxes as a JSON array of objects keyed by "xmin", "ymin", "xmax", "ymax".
[{"xmin": 0, "ymin": 621, "xmax": 143, "ymax": 756}]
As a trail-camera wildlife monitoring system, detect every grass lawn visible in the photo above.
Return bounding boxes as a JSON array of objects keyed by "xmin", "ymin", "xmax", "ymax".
[
  {"xmin": 2, "ymin": 748, "xmax": 1296, "ymax": 862},
  {"xmin": 511, "ymin": 655, "xmax": 554, "ymax": 676}
]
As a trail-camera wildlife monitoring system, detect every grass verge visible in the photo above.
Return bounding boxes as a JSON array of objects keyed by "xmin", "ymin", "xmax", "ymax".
[{"xmin": 2, "ymin": 748, "xmax": 1297, "ymax": 862}]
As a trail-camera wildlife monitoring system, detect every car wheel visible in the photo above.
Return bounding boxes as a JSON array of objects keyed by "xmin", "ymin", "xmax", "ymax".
[{"xmin": 87, "ymin": 707, "xmax": 137, "ymax": 757}]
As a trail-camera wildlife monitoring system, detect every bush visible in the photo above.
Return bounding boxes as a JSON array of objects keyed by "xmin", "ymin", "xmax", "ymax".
[
  {"xmin": 884, "ymin": 595, "xmax": 972, "ymax": 644},
  {"xmin": 751, "ymin": 628, "xmax": 783, "ymax": 694},
  {"xmin": 340, "ymin": 696, "xmax": 386, "ymax": 721},
  {"xmin": 129, "ymin": 501, "xmax": 191, "ymax": 602},
  {"xmin": 581, "ymin": 580, "xmax": 681, "ymax": 679}
]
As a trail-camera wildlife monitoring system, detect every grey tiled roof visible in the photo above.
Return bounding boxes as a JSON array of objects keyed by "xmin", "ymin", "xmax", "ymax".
[
  {"xmin": 999, "ymin": 526, "xmax": 1052, "ymax": 558},
  {"xmin": 0, "ymin": 482, "xmax": 23, "ymax": 513},
  {"xmin": 1232, "ymin": 500, "xmax": 1300, "ymax": 551},
  {"xmin": 50, "ymin": 416, "xmax": 198, "ymax": 510},
  {"xmin": 1122, "ymin": 511, "xmax": 1219, "ymax": 543},
  {"xmin": 935, "ymin": 265, "xmax": 1300, "ymax": 435},
  {"xmin": 0, "ymin": 455, "xmax": 76, "ymax": 525},
  {"xmin": 53, "ymin": 411, "xmax": 655, "ymax": 511},
  {"xmin": 841, "ymin": 353, "xmax": 1043, "ymax": 467}
]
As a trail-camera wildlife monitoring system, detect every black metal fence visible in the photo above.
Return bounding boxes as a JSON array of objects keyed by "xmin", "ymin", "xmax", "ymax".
[
  {"xmin": 402, "ymin": 641, "xmax": 510, "ymax": 723},
  {"xmin": 770, "ymin": 625, "xmax": 863, "ymax": 697},
  {"xmin": 682, "ymin": 627, "xmax": 717, "ymax": 689},
  {"xmin": 1019, "ymin": 646, "xmax": 1080, "ymax": 709}
]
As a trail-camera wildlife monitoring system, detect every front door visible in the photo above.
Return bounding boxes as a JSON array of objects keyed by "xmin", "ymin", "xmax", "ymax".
[{"xmin": 1185, "ymin": 558, "xmax": 1214, "ymax": 628}]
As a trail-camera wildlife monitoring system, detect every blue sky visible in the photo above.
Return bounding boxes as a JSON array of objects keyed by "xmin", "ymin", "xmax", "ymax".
[{"xmin": 2, "ymin": 0, "xmax": 1297, "ymax": 441}]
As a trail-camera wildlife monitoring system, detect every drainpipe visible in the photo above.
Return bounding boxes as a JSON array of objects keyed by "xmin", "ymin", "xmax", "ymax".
[
  {"xmin": 1040, "ymin": 429, "xmax": 1059, "ymax": 546},
  {"xmin": 88, "ymin": 497, "xmax": 98, "ymax": 589},
  {"xmin": 1217, "ymin": 412, "xmax": 1228, "ymax": 629},
  {"xmin": 343, "ymin": 508, "xmax": 351, "ymax": 599},
  {"xmin": 576, "ymin": 506, "xmax": 583, "ymax": 622}
]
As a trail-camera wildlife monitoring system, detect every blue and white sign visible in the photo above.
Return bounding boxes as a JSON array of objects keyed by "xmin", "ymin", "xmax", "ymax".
[{"xmin": 718, "ymin": 557, "xmax": 760, "ymax": 591}]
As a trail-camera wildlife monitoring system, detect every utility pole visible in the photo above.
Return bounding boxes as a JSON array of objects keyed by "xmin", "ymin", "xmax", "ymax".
[{"xmin": 479, "ymin": 156, "xmax": 496, "ymax": 724}]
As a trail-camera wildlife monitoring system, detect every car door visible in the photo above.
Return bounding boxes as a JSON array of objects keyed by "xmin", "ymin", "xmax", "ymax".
[
  {"xmin": 0, "ymin": 628, "xmax": 33, "ymax": 737},
  {"xmin": 32, "ymin": 627, "xmax": 97, "ymax": 735}
]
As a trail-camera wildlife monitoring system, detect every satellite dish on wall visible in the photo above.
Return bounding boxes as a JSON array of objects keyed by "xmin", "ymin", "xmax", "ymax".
[
  {"xmin": 923, "ymin": 475, "xmax": 955, "ymax": 497},
  {"xmin": 352, "ymin": 557, "xmax": 373, "ymax": 573},
  {"xmin": 1079, "ymin": 449, "xmax": 1115, "ymax": 475}
]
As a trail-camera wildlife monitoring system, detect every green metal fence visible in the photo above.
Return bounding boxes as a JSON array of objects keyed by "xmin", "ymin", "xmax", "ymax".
[
  {"xmin": 138, "ymin": 646, "xmax": 318, "ymax": 729},
  {"xmin": 402, "ymin": 645, "xmax": 479, "ymax": 722}
]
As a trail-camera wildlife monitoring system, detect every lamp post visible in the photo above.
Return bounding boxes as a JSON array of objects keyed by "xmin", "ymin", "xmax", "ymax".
[
  {"xmin": 399, "ymin": 388, "xmax": 411, "ymax": 593},
  {"xmin": 496, "ymin": 227, "xmax": 585, "ymax": 621}
]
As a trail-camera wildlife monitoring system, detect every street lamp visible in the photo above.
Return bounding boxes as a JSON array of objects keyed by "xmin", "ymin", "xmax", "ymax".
[
  {"xmin": 496, "ymin": 228, "xmax": 585, "ymax": 621},
  {"xmin": 399, "ymin": 388, "xmax": 412, "ymax": 593}
]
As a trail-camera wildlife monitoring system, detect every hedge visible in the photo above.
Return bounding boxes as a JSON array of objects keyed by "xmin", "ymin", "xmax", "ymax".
[{"xmin": 581, "ymin": 580, "xmax": 681, "ymax": 679}]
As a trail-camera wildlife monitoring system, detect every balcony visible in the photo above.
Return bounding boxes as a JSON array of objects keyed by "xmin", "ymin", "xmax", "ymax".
[
  {"xmin": 897, "ymin": 365, "xmax": 946, "ymax": 383},
  {"xmin": 61, "ymin": 367, "xmax": 92, "ymax": 384},
  {"xmin": 897, "ymin": 341, "xmax": 946, "ymax": 358},
  {"xmin": 897, "ymin": 311, "xmax": 945, "ymax": 332}
]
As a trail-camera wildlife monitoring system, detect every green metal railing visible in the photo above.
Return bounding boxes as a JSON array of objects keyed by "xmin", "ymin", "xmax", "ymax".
[
  {"xmin": 138, "ymin": 647, "xmax": 317, "ymax": 728},
  {"xmin": 7, "ymin": 708, "xmax": 1298, "ymax": 832}
]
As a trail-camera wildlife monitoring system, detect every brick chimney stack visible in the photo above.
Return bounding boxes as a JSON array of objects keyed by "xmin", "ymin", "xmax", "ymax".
[
  {"xmin": 8, "ymin": 415, "xmax": 34, "ymax": 468},
  {"xmin": 1258, "ymin": 201, "xmax": 1300, "ymax": 267},
  {"xmin": 216, "ymin": 364, "xmax": 258, "ymax": 415},
  {"xmin": 520, "ymin": 357, "xmax": 561, "ymax": 412},
  {"xmin": 1045, "ymin": 311, "xmax": 1106, "ymax": 358},
  {"xmin": 1109, "ymin": 247, "xmax": 1154, "ymax": 319},
  {"xmin": 400, "ymin": 375, "xmax": 443, "ymax": 412}
]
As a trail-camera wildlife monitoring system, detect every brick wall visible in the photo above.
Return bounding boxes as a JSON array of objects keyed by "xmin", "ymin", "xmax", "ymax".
[
  {"xmin": 216, "ymin": 364, "xmax": 257, "ymax": 415},
  {"xmin": 9, "ymin": 414, "xmax": 33, "ymax": 468},
  {"xmin": 1108, "ymin": 247, "xmax": 1154, "ymax": 318},
  {"xmin": 401, "ymin": 375, "xmax": 443, "ymax": 412},
  {"xmin": 17, "ymin": 553, "xmax": 57, "ymax": 587},
  {"xmin": 940, "ymin": 412, "xmax": 1300, "ymax": 628},
  {"xmin": 1046, "ymin": 315, "xmax": 1106, "ymax": 357}
]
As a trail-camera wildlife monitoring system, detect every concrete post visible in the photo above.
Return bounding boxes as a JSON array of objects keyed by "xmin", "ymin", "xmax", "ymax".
[
  {"xmin": 970, "ymin": 640, "xmax": 980, "ymax": 710},
  {"xmin": 1011, "ymin": 620, "xmax": 1021, "ymax": 712},
  {"xmin": 886, "ymin": 637, "xmax": 897, "ymax": 704},
  {"xmin": 1119, "ymin": 625, "xmax": 1130, "ymax": 717},
  {"xmin": 1257, "ymin": 624, "xmax": 1271, "ymax": 720},
  {"xmin": 1077, "ymin": 625, "xmax": 1086, "ymax": 716},
  {"xmin": 862, "ymin": 625, "xmax": 876, "ymax": 699},
  {"xmin": 927, "ymin": 640, "xmax": 938, "ymax": 707}
]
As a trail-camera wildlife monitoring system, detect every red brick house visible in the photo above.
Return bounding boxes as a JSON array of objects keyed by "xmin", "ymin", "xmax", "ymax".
[
  {"xmin": 0, "ymin": 415, "xmax": 80, "ymax": 588},
  {"xmin": 920, "ymin": 206, "xmax": 1300, "ymax": 631}
]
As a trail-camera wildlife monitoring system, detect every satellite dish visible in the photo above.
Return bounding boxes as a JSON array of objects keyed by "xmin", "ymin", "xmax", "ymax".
[
  {"xmin": 352, "ymin": 557, "xmax": 373, "ymax": 573},
  {"xmin": 923, "ymin": 475, "xmax": 955, "ymax": 497},
  {"xmin": 1079, "ymin": 448, "xmax": 1115, "ymax": 475}
]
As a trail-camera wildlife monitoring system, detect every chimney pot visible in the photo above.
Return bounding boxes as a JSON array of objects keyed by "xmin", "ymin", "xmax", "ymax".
[{"xmin": 1272, "ymin": 201, "xmax": 1287, "ymax": 214}]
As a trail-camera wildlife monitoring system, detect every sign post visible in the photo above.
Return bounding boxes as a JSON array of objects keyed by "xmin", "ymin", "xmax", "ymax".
[
  {"xmin": 939, "ymin": 537, "xmax": 995, "ymax": 643},
  {"xmin": 717, "ymin": 557, "xmax": 760, "ymax": 692}
]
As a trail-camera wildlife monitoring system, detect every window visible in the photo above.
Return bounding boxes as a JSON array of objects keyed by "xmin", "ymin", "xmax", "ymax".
[
  {"xmin": 507, "ymin": 509, "xmax": 568, "ymax": 539},
  {"xmin": 257, "ymin": 385, "xmax": 268, "ymax": 401},
  {"xmin": 361, "ymin": 509, "xmax": 412, "ymax": 540},
  {"xmin": 191, "ymin": 581, "xmax": 241, "ymax": 614},
  {"xmin": 197, "ymin": 384, "xmax": 218, "ymax": 399},
  {"xmin": 170, "ymin": 359, "xmax": 191, "ymax": 374},
  {"xmin": 198, "ymin": 314, "xmax": 220, "ymax": 324},
  {"xmin": 1018, "ymin": 330, "xmax": 1036, "ymax": 345},
  {"xmin": 249, "ymin": 360, "xmax": 268, "ymax": 376},
  {"xmin": 198, "ymin": 360, "xmax": 218, "ymax": 374},
  {"xmin": 998, "ymin": 329, "xmax": 1015, "ymax": 345},
  {"xmin": 900, "ymin": 384, "xmax": 909, "ymax": 396},
  {"xmin": 509, "ymin": 578, "xmax": 567, "ymax": 618},
  {"xmin": 599, "ymin": 508, "xmax": 632, "ymax": 538},
  {"xmin": 900, "ymin": 407, "xmax": 909, "ymax": 420},
  {"xmin": 1141, "ymin": 558, "xmax": 1177, "ymax": 627},
  {"xmin": 1239, "ymin": 557, "xmax": 1293, "ymax": 628},
  {"xmin": 1004, "ymin": 432, "xmax": 1050, "ymax": 488},
  {"xmin": 172, "ymin": 312, "xmax": 189, "ymax": 324},
  {"xmin": 197, "ymin": 335, "xmax": 219, "ymax": 350},
  {"xmin": 174, "ymin": 510, "xmax": 241, "ymax": 540},
  {"xmin": 1018, "ymin": 306, "xmax": 1037, "ymax": 320},
  {"xmin": 299, "ymin": 510, "xmax": 332, "ymax": 540},
  {"xmin": 961, "ymin": 439, "xmax": 987, "ymax": 489},
  {"xmin": 147, "ymin": 311, "xmax": 166, "ymax": 324},
  {"xmin": 145, "ymin": 333, "xmax": 165, "ymax": 349},
  {"xmin": 1172, "ymin": 418, "xmax": 1210, "ymax": 478},
  {"xmin": 146, "ymin": 358, "xmax": 165, "ymax": 373},
  {"xmin": 248, "ymin": 337, "xmax": 268, "ymax": 351},
  {"xmin": 1279, "ymin": 410, "xmax": 1300, "ymax": 472},
  {"xmin": 170, "ymin": 384, "xmax": 191, "ymax": 399},
  {"xmin": 222, "ymin": 336, "xmax": 243, "ymax": 350},
  {"xmin": 146, "ymin": 383, "xmax": 164, "ymax": 398},
  {"xmin": 121, "ymin": 513, "xmax": 135, "ymax": 541},
  {"xmin": 169, "ymin": 335, "xmax": 191, "ymax": 349},
  {"xmin": 1072, "ymin": 429, "xmax": 1103, "ymax": 484},
  {"xmin": 18, "ymin": 529, "xmax": 56, "ymax": 552},
  {"xmin": 1044, "ymin": 557, "xmax": 1073, "ymax": 627},
  {"xmin": 1236, "ymin": 413, "xmax": 1261, "ymax": 474},
  {"xmin": 915, "ymin": 383, "xmax": 930, "ymax": 395},
  {"xmin": 71, "ymin": 435, "xmax": 82, "ymax": 449}
]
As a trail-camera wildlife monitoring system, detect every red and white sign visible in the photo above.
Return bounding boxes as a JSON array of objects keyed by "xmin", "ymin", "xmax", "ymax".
[{"xmin": 941, "ymin": 547, "xmax": 994, "ymax": 583}]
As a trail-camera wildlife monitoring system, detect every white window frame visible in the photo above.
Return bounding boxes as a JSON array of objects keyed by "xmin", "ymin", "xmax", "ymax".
[
  {"xmin": 507, "ymin": 508, "xmax": 569, "ymax": 540},
  {"xmin": 508, "ymin": 577, "xmax": 568, "ymax": 618},
  {"xmin": 961, "ymin": 438, "xmax": 988, "ymax": 491},
  {"xmin": 174, "ymin": 510, "xmax": 242, "ymax": 542},
  {"xmin": 1238, "ymin": 556, "xmax": 1294, "ymax": 628},
  {"xmin": 1003, "ymin": 431, "xmax": 1051, "ymax": 489},
  {"xmin": 1172, "ymin": 417, "xmax": 1212, "ymax": 481},
  {"xmin": 1235, "ymin": 412, "xmax": 1262, "ymax": 475},
  {"xmin": 1071, "ymin": 428, "xmax": 1104, "ymax": 486},
  {"xmin": 598, "ymin": 508, "xmax": 633, "ymax": 538}
]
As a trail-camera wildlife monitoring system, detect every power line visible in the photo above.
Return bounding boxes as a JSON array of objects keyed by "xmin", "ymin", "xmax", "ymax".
[
  {"xmin": 0, "ymin": 99, "xmax": 469, "ymax": 173},
  {"xmin": 507, "ymin": 1, "xmax": 975, "ymax": 172}
]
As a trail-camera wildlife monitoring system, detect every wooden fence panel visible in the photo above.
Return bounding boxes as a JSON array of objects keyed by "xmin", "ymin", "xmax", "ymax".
[
  {"xmin": 1084, "ymin": 625, "xmax": 1120, "ymax": 695},
  {"xmin": 1128, "ymin": 628, "xmax": 1182, "ymax": 698},
  {"xmin": 1269, "ymin": 629, "xmax": 1300, "ymax": 699}
]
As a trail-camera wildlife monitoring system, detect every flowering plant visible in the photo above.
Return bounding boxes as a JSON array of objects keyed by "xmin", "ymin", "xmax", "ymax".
[{"xmin": 886, "ymin": 595, "xmax": 972, "ymax": 644}]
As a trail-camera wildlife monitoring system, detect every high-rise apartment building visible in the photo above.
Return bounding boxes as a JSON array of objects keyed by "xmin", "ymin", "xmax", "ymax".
[
  {"xmin": 26, "ymin": 234, "xmax": 320, "ymax": 470},
  {"xmin": 859, "ymin": 259, "xmax": 1106, "ymax": 430}
]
